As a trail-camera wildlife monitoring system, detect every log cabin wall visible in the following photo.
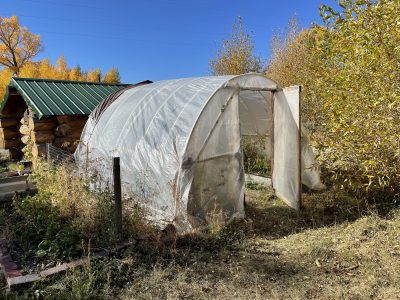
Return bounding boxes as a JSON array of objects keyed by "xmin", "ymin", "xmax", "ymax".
[
  {"xmin": 0, "ymin": 93, "xmax": 87, "ymax": 161},
  {"xmin": 0, "ymin": 93, "xmax": 28, "ymax": 159},
  {"xmin": 0, "ymin": 77, "xmax": 137, "ymax": 161},
  {"xmin": 19, "ymin": 112, "xmax": 88, "ymax": 160}
]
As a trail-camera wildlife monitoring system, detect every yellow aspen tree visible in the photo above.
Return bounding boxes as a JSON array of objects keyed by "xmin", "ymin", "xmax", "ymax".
[
  {"xmin": 55, "ymin": 55, "xmax": 69, "ymax": 80},
  {"xmin": 0, "ymin": 16, "xmax": 42, "ymax": 75},
  {"xmin": 102, "ymin": 67, "xmax": 121, "ymax": 83},
  {"xmin": 210, "ymin": 17, "xmax": 262, "ymax": 75},
  {"xmin": 86, "ymin": 68, "xmax": 101, "ymax": 82},
  {"xmin": 0, "ymin": 68, "xmax": 13, "ymax": 100},
  {"xmin": 19, "ymin": 61, "xmax": 40, "ymax": 78},
  {"xmin": 69, "ymin": 65, "xmax": 84, "ymax": 81},
  {"xmin": 37, "ymin": 58, "xmax": 57, "ymax": 79}
]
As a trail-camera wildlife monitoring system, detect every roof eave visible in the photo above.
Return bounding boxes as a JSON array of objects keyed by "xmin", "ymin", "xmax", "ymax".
[
  {"xmin": 10, "ymin": 78, "xmax": 44, "ymax": 119},
  {"xmin": 0, "ymin": 85, "xmax": 11, "ymax": 116}
]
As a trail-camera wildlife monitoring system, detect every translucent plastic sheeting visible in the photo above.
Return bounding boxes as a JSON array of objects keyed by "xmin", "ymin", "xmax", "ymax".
[
  {"xmin": 301, "ymin": 128, "xmax": 326, "ymax": 190},
  {"xmin": 285, "ymin": 86, "xmax": 326, "ymax": 191},
  {"xmin": 273, "ymin": 87, "xmax": 301, "ymax": 209},
  {"xmin": 75, "ymin": 74, "xmax": 323, "ymax": 231}
]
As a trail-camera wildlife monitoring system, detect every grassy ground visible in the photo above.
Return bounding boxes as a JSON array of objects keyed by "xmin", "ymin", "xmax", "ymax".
[{"xmin": 1, "ymin": 184, "xmax": 399, "ymax": 299}]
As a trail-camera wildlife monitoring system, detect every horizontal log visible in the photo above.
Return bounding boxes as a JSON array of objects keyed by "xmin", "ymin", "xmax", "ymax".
[
  {"xmin": 0, "ymin": 118, "xmax": 18, "ymax": 128},
  {"xmin": 29, "ymin": 121, "xmax": 56, "ymax": 131},
  {"xmin": 32, "ymin": 143, "xmax": 47, "ymax": 158},
  {"xmin": 20, "ymin": 135, "xmax": 30, "ymax": 145},
  {"xmin": 60, "ymin": 120, "xmax": 87, "ymax": 128},
  {"xmin": 0, "ymin": 138, "xmax": 20, "ymax": 149},
  {"xmin": 54, "ymin": 124, "xmax": 70, "ymax": 137},
  {"xmin": 0, "ymin": 113, "xmax": 17, "ymax": 119},
  {"xmin": 68, "ymin": 130, "xmax": 83, "ymax": 139},
  {"xmin": 0, "ymin": 127, "xmax": 19, "ymax": 140},
  {"xmin": 56, "ymin": 115, "xmax": 87, "ymax": 124},
  {"xmin": 54, "ymin": 124, "xmax": 83, "ymax": 138},
  {"xmin": 28, "ymin": 116, "xmax": 57, "ymax": 129},
  {"xmin": 31, "ymin": 131, "xmax": 55, "ymax": 144}
]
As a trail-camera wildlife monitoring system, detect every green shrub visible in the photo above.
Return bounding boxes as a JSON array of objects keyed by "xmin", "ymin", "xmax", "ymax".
[
  {"xmin": 8, "ymin": 161, "xmax": 146, "ymax": 261},
  {"xmin": 267, "ymin": 0, "xmax": 400, "ymax": 203},
  {"xmin": 242, "ymin": 135, "xmax": 271, "ymax": 177},
  {"xmin": 12, "ymin": 192, "xmax": 83, "ymax": 260}
]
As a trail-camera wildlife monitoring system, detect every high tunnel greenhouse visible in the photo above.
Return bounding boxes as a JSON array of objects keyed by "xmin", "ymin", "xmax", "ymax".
[{"xmin": 75, "ymin": 74, "xmax": 324, "ymax": 231}]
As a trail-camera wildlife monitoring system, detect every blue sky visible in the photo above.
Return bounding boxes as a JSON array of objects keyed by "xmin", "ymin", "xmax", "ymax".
[{"xmin": 1, "ymin": 0, "xmax": 336, "ymax": 83}]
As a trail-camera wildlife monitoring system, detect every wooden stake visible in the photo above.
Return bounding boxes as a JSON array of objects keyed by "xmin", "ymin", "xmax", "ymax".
[
  {"xmin": 298, "ymin": 86, "xmax": 303, "ymax": 209},
  {"xmin": 113, "ymin": 157, "xmax": 122, "ymax": 241},
  {"xmin": 270, "ymin": 91, "xmax": 275, "ymax": 185}
]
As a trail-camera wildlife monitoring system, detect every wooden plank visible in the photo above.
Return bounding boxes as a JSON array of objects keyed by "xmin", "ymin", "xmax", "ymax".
[
  {"xmin": 270, "ymin": 92, "xmax": 275, "ymax": 181},
  {"xmin": 298, "ymin": 86, "xmax": 303, "ymax": 209}
]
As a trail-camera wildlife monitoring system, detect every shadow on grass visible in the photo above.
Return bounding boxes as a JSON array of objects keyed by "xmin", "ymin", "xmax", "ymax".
[{"xmin": 245, "ymin": 187, "xmax": 394, "ymax": 239}]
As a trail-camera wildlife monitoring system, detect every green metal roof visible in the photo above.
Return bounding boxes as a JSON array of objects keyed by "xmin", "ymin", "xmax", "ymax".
[{"xmin": 0, "ymin": 77, "xmax": 130, "ymax": 119}]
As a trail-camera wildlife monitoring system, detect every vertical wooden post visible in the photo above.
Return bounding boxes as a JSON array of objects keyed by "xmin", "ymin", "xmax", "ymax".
[
  {"xmin": 270, "ymin": 91, "xmax": 275, "ymax": 186},
  {"xmin": 298, "ymin": 86, "xmax": 303, "ymax": 209},
  {"xmin": 113, "ymin": 157, "xmax": 122, "ymax": 241}
]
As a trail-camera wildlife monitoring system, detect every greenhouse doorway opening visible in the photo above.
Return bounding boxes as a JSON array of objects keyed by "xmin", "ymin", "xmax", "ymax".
[
  {"xmin": 186, "ymin": 87, "xmax": 290, "ymax": 227},
  {"xmin": 240, "ymin": 90, "xmax": 274, "ymax": 182},
  {"xmin": 240, "ymin": 90, "xmax": 274, "ymax": 209}
]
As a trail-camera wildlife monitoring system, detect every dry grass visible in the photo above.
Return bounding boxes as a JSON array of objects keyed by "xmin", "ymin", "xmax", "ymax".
[
  {"xmin": 118, "ymin": 189, "xmax": 400, "ymax": 300},
  {"xmin": 3, "ymin": 184, "xmax": 398, "ymax": 299}
]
